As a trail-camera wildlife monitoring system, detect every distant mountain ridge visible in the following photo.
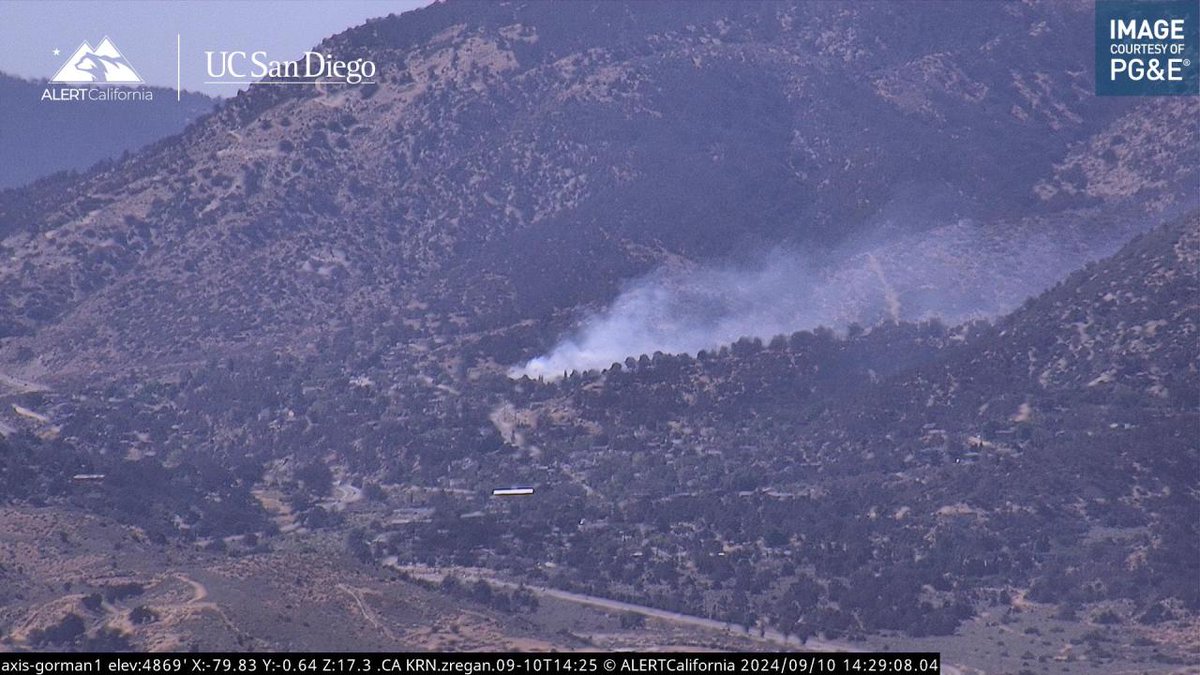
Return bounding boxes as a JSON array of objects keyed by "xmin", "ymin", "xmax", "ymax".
[{"xmin": 0, "ymin": 72, "xmax": 216, "ymax": 190}]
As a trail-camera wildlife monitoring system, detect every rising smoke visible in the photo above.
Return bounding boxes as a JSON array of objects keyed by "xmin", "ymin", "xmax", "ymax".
[{"xmin": 509, "ymin": 218, "xmax": 1136, "ymax": 380}]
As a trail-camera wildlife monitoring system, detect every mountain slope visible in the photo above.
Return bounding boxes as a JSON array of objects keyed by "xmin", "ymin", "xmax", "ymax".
[
  {"xmin": 0, "ymin": 2, "xmax": 1196, "ymax": 664},
  {"xmin": 0, "ymin": 1, "xmax": 1194, "ymax": 383}
]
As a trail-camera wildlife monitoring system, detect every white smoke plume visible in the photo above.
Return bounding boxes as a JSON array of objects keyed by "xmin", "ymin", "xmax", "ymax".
[{"xmin": 509, "ymin": 218, "xmax": 1137, "ymax": 380}]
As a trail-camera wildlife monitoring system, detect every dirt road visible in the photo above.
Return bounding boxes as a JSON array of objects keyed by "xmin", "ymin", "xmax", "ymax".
[
  {"xmin": 0, "ymin": 372, "xmax": 48, "ymax": 394},
  {"xmin": 385, "ymin": 562, "xmax": 969, "ymax": 673}
]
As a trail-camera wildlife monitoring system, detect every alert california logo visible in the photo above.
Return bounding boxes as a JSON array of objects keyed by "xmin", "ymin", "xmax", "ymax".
[{"xmin": 42, "ymin": 36, "xmax": 155, "ymax": 102}]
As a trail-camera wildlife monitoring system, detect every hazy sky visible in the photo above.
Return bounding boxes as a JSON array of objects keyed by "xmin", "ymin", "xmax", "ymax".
[{"xmin": 0, "ymin": 0, "xmax": 431, "ymax": 97}]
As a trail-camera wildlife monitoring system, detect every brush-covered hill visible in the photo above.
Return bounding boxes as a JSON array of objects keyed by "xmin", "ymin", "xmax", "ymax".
[{"xmin": 413, "ymin": 210, "xmax": 1196, "ymax": 645}]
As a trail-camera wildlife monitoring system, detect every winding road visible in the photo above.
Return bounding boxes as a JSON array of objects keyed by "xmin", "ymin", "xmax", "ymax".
[{"xmin": 384, "ymin": 562, "xmax": 969, "ymax": 673}]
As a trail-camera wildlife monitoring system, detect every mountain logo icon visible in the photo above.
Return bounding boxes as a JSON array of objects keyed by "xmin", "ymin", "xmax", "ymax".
[{"xmin": 51, "ymin": 37, "xmax": 144, "ymax": 84}]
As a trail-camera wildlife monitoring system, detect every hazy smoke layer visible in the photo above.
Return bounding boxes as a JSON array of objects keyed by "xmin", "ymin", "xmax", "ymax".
[{"xmin": 510, "ymin": 219, "xmax": 1133, "ymax": 380}]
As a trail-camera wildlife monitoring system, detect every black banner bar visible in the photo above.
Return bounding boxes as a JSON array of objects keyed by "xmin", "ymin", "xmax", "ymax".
[{"xmin": 0, "ymin": 652, "xmax": 942, "ymax": 675}]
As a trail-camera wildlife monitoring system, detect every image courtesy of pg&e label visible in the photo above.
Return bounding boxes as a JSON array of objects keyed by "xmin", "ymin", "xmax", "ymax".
[{"xmin": 1096, "ymin": 0, "xmax": 1199, "ymax": 95}]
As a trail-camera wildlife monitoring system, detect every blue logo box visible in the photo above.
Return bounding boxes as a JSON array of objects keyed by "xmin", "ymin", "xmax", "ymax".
[{"xmin": 1096, "ymin": 0, "xmax": 1199, "ymax": 95}]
